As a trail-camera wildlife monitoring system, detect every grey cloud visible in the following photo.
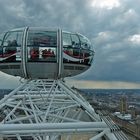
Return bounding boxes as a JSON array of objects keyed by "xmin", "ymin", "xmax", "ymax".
[{"xmin": 0, "ymin": 0, "xmax": 140, "ymax": 84}]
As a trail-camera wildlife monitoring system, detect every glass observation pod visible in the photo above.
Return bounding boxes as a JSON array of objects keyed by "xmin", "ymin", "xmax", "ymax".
[{"xmin": 0, "ymin": 27, "xmax": 94, "ymax": 79}]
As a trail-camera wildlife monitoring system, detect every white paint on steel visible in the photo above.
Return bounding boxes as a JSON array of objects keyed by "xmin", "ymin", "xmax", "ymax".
[
  {"xmin": 0, "ymin": 79, "xmax": 127, "ymax": 140},
  {"xmin": 22, "ymin": 27, "xmax": 28, "ymax": 78}
]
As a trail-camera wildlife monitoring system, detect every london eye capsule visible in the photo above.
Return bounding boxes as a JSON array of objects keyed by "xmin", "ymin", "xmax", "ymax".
[{"xmin": 0, "ymin": 27, "xmax": 94, "ymax": 79}]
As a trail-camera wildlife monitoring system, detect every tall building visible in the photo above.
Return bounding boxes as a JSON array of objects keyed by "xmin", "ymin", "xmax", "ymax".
[{"xmin": 120, "ymin": 95, "xmax": 127, "ymax": 114}]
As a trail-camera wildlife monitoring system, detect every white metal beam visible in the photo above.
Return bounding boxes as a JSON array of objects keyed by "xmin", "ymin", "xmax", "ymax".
[{"xmin": 0, "ymin": 79, "xmax": 128, "ymax": 140}]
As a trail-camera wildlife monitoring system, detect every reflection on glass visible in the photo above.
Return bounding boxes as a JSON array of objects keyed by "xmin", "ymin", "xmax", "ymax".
[
  {"xmin": 63, "ymin": 47, "xmax": 93, "ymax": 65},
  {"xmin": 71, "ymin": 34, "xmax": 80, "ymax": 48},
  {"xmin": 0, "ymin": 33, "xmax": 4, "ymax": 56},
  {"xmin": 63, "ymin": 32, "xmax": 94, "ymax": 66},
  {"xmin": 63, "ymin": 33, "xmax": 72, "ymax": 46},
  {"xmin": 27, "ymin": 30, "xmax": 57, "ymax": 62},
  {"xmin": 27, "ymin": 30, "xmax": 57, "ymax": 46},
  {"xmin": 0, "ymin": 31, "xmax": 23, "ymax": 62}
]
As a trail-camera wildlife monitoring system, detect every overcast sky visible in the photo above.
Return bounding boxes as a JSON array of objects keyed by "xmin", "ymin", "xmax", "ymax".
[{"xmin": 0, "ymin": 0, "xmax": 140, "ymax": 89}]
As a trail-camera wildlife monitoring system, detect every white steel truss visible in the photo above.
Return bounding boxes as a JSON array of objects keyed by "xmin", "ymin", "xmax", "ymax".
[{"xmin": 0, "ymin": 79, "xmax": 128, "ymax": 140}]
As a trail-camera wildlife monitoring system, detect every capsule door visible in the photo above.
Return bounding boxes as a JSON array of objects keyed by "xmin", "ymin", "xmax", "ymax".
[{"xmin": 24, "ymin": 28, "xmax": 59, "ymax": 79}]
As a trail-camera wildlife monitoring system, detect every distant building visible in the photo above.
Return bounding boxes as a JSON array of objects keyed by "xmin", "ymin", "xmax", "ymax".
[
  {"xmin": 114, "ymin": 112, "xmax": 132, "ymax": 121},
  {"xmin": 136, "ymin": 115, "xmax": 140, "ymax": 125},
  {"xmin": 128, "ymin": 105, "xmax": 137, "ymax": 119},
  {"xmin": 120, "ymin": 95, "xmax": 127, "ymax": 114},
  {"xmin": 136, "ymin": 115, "xmax": 140, "ymax": 136}
]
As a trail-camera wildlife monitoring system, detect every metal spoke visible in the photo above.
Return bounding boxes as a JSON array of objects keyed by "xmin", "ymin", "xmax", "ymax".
[{"xmin": 0, "ymin": 79, "xmax": 128, "ymax": 140}]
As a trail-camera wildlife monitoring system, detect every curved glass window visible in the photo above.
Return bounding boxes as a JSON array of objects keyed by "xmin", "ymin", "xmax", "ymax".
[
  {"xmin": 71, "ymin": 34, "xmax": 80, "ymax": 48},
  {"xmin": 27, "ymin": 30, "xmax": 57, "ymax": 62},
  {"xmin": 63, "ymin": 33, "xmax": 72, "ymax": 47},
  {"xmin": 0, "ymin": 31, "xmax": 23, "ymax": 62},
  {"xmin": 63, "ymin": 32, "xmax": 94, "ymax": 66},
  {"xmin": 79, "ymin": 34, "xmax": 91, "ymax": 49},
  {"xmin": 78, "ymin": 34, "xmax": 94, "ymax": 65},
  {"xmin": 0, "ymin": 33, "xmax": 4, "ymax": 45},
  {"xmin": 0, "ymin": 33, "xmax": 5, "ymax": 55}
]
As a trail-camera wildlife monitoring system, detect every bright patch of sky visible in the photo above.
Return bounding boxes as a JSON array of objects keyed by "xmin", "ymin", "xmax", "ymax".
[
  {"xmin": 91, "ymin": 0, "xmax": 120, "ymax": 10},
  {"xmin": 129, "ymin": 34, "xmax": 140, "ymax": 44}
]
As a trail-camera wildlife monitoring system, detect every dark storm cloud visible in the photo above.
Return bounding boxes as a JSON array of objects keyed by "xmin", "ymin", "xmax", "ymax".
[
  {"xmin": 0, "ymin": 0, "xmax": 140, "ymax": 84},
  {"xmin": 0, "ymin": 0, "xmax": 90, "ymax": 32}
]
